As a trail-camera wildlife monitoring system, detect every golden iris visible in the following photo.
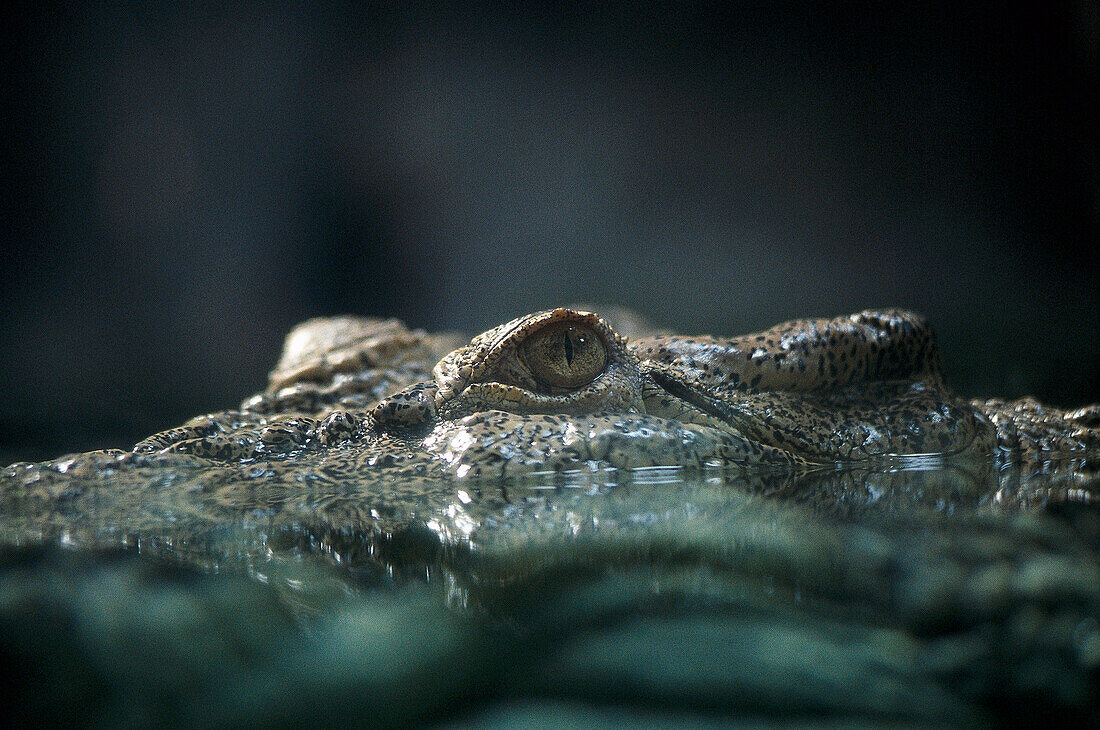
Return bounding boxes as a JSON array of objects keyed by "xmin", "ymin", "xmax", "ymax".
[{"xmin": 520, "ymin": 322, "xmax": 607, "ymax": 390}]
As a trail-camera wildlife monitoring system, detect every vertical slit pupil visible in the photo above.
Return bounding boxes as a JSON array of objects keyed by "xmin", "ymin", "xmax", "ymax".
[{"xmin": 563, "ymin": 330, "xmax": 574, "ymax": 364}]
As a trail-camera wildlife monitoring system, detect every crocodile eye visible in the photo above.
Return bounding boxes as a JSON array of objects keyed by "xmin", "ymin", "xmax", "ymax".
[{"xmin": 520, "ymin": 322, "xmax": 607, "ymax": 390}]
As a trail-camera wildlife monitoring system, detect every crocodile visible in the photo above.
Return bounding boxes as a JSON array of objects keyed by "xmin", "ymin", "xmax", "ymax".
[
  {"xmin": 3, "ymin": 307, "xmax": 1098, "ymax": 503},
  {"xmin": 2, "ymin": 307, "xmax": 1099, "ymax": 725}
]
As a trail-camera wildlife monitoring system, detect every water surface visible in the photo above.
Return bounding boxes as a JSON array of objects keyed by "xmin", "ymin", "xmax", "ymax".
[{"xmin": 0, "ymin": 456, "xmax": 1097, "ymax": 727}]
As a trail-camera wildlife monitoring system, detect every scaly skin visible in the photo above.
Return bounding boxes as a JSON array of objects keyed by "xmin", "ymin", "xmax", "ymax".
[{"xmin": 2, "ymin": 307, "xmax": 1097, "ymax": 495}]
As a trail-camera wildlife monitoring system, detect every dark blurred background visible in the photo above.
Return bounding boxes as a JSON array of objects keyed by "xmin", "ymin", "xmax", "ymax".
[{"xmin": 1, "ymin": 3, "xmax": 1097, "ymax": 463}]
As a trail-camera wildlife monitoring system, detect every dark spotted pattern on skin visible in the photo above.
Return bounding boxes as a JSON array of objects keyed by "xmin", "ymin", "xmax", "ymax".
[
  {"xmin": 420, "ymin": 410, "xmax": 807, "ymax": 479},
  {"xmin": 973, "ymin": 398, "xmax": 1100, "ymax": 457},
  {"xmin": 631, "ymin": 310, "xmax": 943, "ymax": 396},
  {"xmin": 371, "ymin": 382, "xmax": 439, "ymax": 431},
  {"xmin": 641, "ymin": 372, "xmax": 990, "ymax": 461},
  {"xmin": 314, "ymin": 410, "xmax": 363, "ymax": 447},
  {"xmin": 133, "ymin": 412, "xmax": 259, "ymax": 454}
]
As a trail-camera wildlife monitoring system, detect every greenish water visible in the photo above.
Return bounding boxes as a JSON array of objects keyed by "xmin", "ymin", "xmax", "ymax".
[{"xmin": 1, "ymin": 460, "xmax": 1097, "ymax": 727}]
